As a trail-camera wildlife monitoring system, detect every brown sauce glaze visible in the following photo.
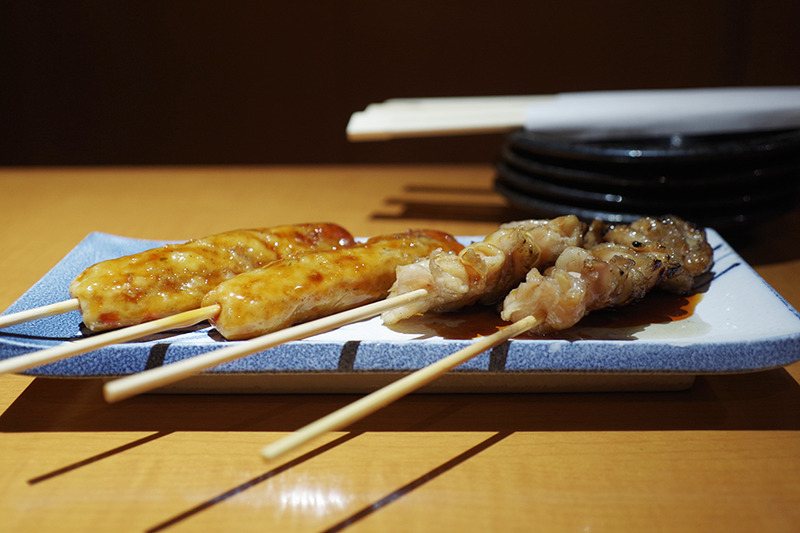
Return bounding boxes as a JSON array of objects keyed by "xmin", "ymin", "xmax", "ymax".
[
  {"xmin": 577, "ymin": 292, "xmax": 702, "ymax": 329},
  {"xmin": 389, "ymin": 292, "xmax": 703, "ymax": 341},
  {"xmin": 387, "ymin": 305, "xmax": 508, "ymax": 340}
]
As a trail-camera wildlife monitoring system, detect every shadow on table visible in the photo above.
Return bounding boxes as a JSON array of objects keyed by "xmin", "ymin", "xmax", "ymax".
[
  {"xmin": 2, "ymin": 368, "xmax": 799, "ymax": 434},
  {"xmin": 6, "ymin": 369, "xmax": 798, "ymax": 533},
  {"xmin": 371, "ymin": 182, "xmax": 529, "ymax": 224},
  {"xmin": 375, "ymin": 184, "xmax": 800, "ymax": 265}
]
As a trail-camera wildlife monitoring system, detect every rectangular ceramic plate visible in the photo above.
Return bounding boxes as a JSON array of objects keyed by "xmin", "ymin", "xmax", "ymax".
[{"xmin": 1, "ymin": 231, "xmax": 799, "ymax": 393}]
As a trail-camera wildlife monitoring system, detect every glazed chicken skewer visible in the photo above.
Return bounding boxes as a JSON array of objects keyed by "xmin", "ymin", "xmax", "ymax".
[
  {"xmin": 501, "ymin": 215, "xmax": 714, "ymax": 332},
  {"xmin": 0, "ymin": 229, "xmax": 462, "ymax": 375},
  {"xmin": 0, "ymin": 223, "xmax": 355, "ymax": 330},
  {"xmin": 382, "ymin": 215, "xmax": 586, "ymax": 324},
  {"xmin": 260, "ymin": 215, "xmax": 713, "ymax": 460}
]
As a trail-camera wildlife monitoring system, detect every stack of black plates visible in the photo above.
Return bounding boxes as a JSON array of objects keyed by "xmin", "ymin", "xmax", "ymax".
[{"xmin": 495, "ymin": 128, "xmax": 800, "ymax": 228}]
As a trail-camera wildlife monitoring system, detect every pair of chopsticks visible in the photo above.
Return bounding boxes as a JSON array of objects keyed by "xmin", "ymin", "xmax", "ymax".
[
  {"xmin": 0, "ymin": 291, "xmax": 538, "ymax": 460},
  {"xmin": 346, "ymin": 87, "xmax": 800, "ymax": 141}
]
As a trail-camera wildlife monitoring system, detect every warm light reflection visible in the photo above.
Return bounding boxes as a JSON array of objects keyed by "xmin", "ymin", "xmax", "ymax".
[{"xmin": 278, "ymin": 485, "xmax": 352, "ymax": 517}]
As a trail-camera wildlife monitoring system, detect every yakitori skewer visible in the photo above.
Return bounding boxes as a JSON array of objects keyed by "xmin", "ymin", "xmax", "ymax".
[
  {"xmin": 197, "ymin": 229, "xmax": 461, "ymax": 340},
  {"xmin": 381, "ymin": 215, "xmax": 585, "ymax": 325},
  {"xmin": 500, "ymin": 216, "xmax": 714, "ymax": 333},
  {"xmin": 0, "ymin": 223, "xmax": 355, "ymax": 331},
  {"xmin": 260, "ymin": 315, "xmax": 538, "ymax": 460},
  {"xmin": 0, "ymin": 229, "xmax": 461, "ymax": 375}
]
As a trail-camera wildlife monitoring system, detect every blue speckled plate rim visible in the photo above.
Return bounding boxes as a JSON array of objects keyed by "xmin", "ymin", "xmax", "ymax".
[{"xmin": 1, "ymin": 230, "xmax": 800, "ymax": 379}]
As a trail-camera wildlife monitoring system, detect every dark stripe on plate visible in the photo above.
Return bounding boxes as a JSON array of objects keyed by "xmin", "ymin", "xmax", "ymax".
[{"xmin": 337, "ymin": 340, "xmax": 360, "ymax": 372}]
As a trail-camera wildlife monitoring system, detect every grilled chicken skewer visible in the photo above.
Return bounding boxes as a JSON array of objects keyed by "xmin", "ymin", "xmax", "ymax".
[
  {"xmin": 502, "ymin": 215, "xmax": 714, "ymax": 333},
  {"xmin": 0, "ymin": 223, "xmax": 355, "ymax": 330},
  {"xmin": 202, "ymin": 229, "xmax": 463, "ymax": 340},
  {"xmin": 382, "ymin": 215, "xmax": 585, "ymax": 325}
]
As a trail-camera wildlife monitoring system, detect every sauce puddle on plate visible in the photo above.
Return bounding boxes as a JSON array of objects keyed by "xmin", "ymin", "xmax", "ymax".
[{"xmin": 387, "ymin": 292, "xmax": 705, "ymax": 341}]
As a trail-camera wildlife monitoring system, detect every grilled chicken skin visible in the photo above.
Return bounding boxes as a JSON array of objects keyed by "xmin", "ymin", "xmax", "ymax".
[{"xmin": 203, "ymin": 229, "xmax": 463, "ymax": 340}]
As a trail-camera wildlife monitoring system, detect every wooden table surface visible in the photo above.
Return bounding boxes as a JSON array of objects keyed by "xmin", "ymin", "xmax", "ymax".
[{"xmin": 1, "ymin": 165, "xmax": 799, "ymax": 532}]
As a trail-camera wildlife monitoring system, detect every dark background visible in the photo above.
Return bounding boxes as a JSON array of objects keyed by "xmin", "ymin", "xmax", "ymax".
[{"xmin": 2, "ymin": 1, "xmax": 799, "ymax": 166}]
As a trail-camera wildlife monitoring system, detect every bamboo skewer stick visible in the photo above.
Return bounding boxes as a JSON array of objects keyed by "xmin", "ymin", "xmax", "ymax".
[
  {"xmin": 0, "ymin": 299, "xmax": 81, "ymax": 329},
  {"xmin": 260, "ymin": 315, "xmax": 538, "ymax": 461},
  {"xmin": 102, "ymin": 289, "xmax": 432, "ymax": 403},
  {"xmin": 0, "ymin": 306, "xmax": 219, "ymax": 375}
]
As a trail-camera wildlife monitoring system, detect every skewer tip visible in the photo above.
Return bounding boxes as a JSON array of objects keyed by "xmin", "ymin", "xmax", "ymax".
[{"xmin": 257, "ymin": 314, "xmax": 539, "ymax": 462}]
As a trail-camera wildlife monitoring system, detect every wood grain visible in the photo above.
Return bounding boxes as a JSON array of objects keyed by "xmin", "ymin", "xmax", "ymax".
[{"xmin": 1, "ymin": 166, "xmax": 799, "ymax": 532}]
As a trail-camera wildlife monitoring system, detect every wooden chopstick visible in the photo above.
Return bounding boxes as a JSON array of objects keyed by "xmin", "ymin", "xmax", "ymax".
[
  {"xmin": 346, "ymin": 95, "xmax": 554, "ymax": 141},
  {"xmin": 346, "ymin": 99, "xmax": 538, "ymax": 141},
  {"xmin": 102, "ymin": 289, "xmax": 432, "ymax": 403},
  {"xmin": 260, "ymin": 315, "xmax": 538, "ymax": 460},
  {"xmin": 0, "ymin": 306, "xmax": 219, "ymax": 375}
]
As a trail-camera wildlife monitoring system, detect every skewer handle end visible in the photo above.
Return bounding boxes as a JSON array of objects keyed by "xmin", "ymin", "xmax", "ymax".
[{"xmin": 0, "ymin": 299, "xmax": 80, "ymax": 329}]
